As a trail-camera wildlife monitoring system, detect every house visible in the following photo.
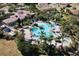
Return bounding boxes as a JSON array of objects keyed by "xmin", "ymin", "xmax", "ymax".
[
  {"xmin": 0, "ymin": 6, "xmax": 10, "ymax": 14},
  {"xmin": 16, "ymin": 10, "xmax": 35, "ymax": 18},
  {"xmin": 15, "ymin": 10, "xmax": 27, "ymax": 20},
  {"xmin": 70, "ymin": 10, "xmax": 79, "ymax": 16},
  {"xmin": 36, "ymin": 3, "xmax": 54, "ymax": 11},
  {"xmin": 70, "ymin": 3, "xmax": 79, "ymax": 7},
  {"xmin": 69, "ymin": 4, "xmax": 79, "ymax": 15},
  {"xmin": 2, "ymin": 10, "xmax": 35, "ymax": 25},
  {"xmin": 2, "ymin": 15, "xmax": 18, "ymax": 25}
]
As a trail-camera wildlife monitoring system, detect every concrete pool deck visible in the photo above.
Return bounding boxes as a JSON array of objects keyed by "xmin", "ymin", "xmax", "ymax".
[{"xmin": 24, "ymin": 29, "xmax": 32, "ymax": 41}]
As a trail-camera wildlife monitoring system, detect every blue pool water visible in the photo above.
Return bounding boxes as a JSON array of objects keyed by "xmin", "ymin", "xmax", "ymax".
[{"xmin": 31, "ymin": 22, "xmax": 55, "ymax": 39}]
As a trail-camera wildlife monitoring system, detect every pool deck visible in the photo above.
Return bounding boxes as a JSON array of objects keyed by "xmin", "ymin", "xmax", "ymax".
[{"xmin": 24, "ymin": 29, "xmax": 32, "ymax": 41}]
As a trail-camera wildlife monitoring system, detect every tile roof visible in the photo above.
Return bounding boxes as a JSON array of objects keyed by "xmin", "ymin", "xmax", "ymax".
[
  {"xmin": 37, "ymin": 3, "xmax": 53, "ymax": 11},
  {"xmin": 70, "ymin": 10, "xmax": 79, "ymax": 15},
  {"xmin": 3, "ymin": 15, "xmax": 18, "ymax": 24},
  {"xmin": 3, "ymin": 10, "xmax": 35, "ymax": 24}
]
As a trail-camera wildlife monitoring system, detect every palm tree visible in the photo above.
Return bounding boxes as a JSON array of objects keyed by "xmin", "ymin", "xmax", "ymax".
[
  {"xmin": 0, "ymin": 28, "xmax": 4, "ymax": 38},
  {"xmin": 39, "ymin": 32, "xmax": 60, "ymax": 55},
  {"xmin": 17, "ymin": 19, "xmax": 21, "ymax": 27}
]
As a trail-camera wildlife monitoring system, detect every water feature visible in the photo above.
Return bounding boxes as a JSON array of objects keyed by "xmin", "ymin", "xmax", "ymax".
[{"xmin": 31, "ymin": 22, "xmax": 60, "ymax": 39}]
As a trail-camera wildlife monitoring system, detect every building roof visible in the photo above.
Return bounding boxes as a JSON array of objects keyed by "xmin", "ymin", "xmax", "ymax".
[
  {"xmin": 3, "ymin": 10, "xmax": 35, "ymax": 24},
  {"xmin": 16, "ymin": 10, "xmax": 35, "ymax": 19},
  {"xmin": 3, "ymin": 15, "xmax": 18, "ymax": 24},
  {"xmin": 70, "ymin": 10, "xmax": 79, "ymax": 15},
  {"xmin": 0, "ymin": 6, "xmax": 10, "ymax": 14},
  {"xmin": 70, "ymin": 3, "xmax": 79, "ymax": 6},
  {"xmin": 36, "ymin": 3, "xmax": 54, "ymax": 11}
]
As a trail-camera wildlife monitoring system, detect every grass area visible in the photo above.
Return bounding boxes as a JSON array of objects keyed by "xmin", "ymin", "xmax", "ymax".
[{"xmin": 0, "ymin": 39, "xmax": 22, "ymax": 56}]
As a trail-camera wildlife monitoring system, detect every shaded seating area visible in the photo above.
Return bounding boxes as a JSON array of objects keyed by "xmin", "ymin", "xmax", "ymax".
[
  {"xmin": 0, "ymin": 25, "xmax": 16, "ymax": 38},
  {"xmin": 3, "ymin": 27, "xmax": 11, "ymax": 32}
]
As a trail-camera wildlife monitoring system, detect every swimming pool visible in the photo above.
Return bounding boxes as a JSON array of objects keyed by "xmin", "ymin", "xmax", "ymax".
[{"xmin": 31, "ymin": 22, "xmax": 58, "ymax": 39}]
